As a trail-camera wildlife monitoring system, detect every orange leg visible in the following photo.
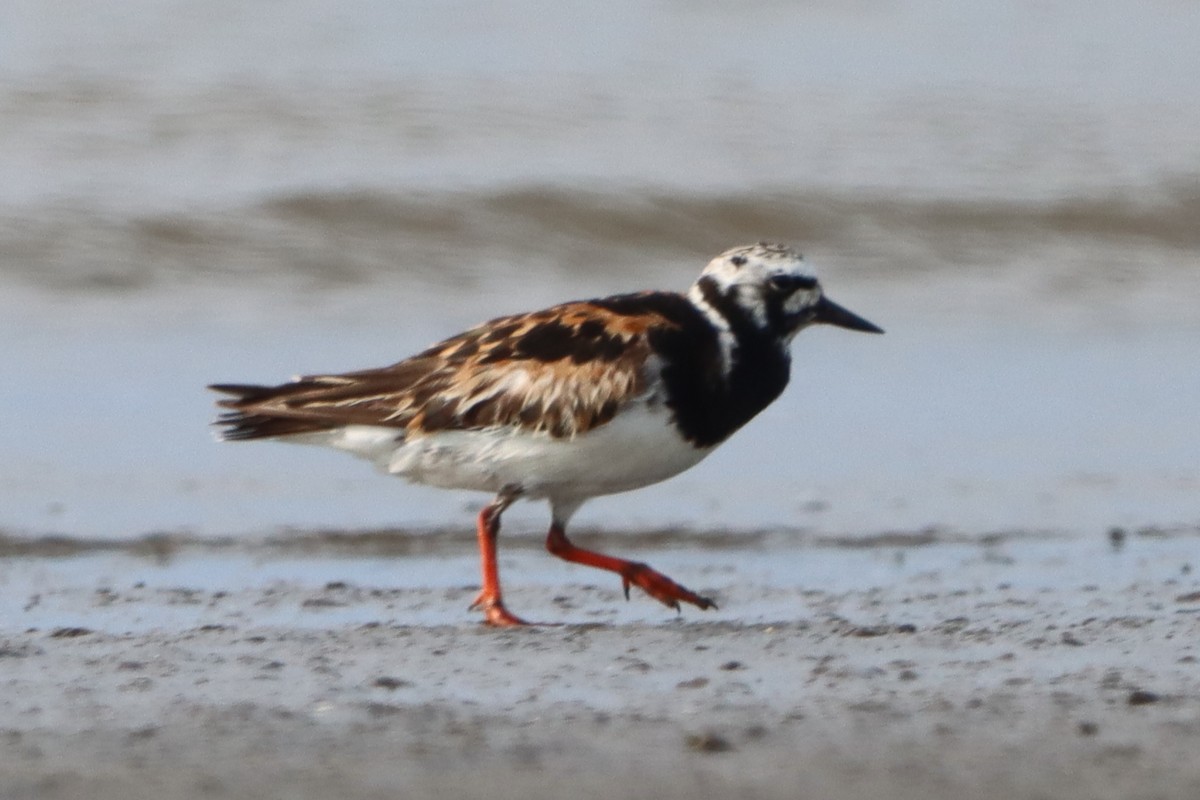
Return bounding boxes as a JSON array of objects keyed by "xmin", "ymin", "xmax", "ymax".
[
  {"xmin": 468, "ymin": 489, "xmax": 528, "ymax": 626},
  {"xmin": 545, "ymin": 523, "xmax": 716, "ymax": 613}
]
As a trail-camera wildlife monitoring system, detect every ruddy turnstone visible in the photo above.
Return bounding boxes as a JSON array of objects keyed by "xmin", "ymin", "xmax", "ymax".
[{"xmin": 210, "ymin": 243, "xmax": 882, "ymax": 625}]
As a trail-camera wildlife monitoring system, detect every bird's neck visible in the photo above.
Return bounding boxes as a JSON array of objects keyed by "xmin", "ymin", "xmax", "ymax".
[
  {"xmin": 661, "ymin": 282, "xmax": 792, "ymax": 447},
  {"xmin": 686, "ymin": 276, "xmax": 791, "ymax": 372}
]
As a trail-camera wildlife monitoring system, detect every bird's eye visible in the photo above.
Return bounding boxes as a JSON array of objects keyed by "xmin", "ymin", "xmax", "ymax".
[{"xmin": 768, "ymin": 274, "xmax": 817, "ymax": 293}]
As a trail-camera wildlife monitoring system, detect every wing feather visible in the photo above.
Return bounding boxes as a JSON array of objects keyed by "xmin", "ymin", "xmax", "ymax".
[{"xmin": 210, "ymin": 298, "xmax": 676, "ymax": 441}]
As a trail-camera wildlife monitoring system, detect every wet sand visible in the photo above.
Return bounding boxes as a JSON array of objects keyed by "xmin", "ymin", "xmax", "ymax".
[{"xmin": 3, "ymin": 530, "xmax": 1198, "ymax": 800}]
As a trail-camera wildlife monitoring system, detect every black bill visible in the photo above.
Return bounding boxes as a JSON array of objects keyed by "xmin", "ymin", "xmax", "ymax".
[{"xmin": 813, "ymin": 296, "xmax": 884, "ymax": 334}]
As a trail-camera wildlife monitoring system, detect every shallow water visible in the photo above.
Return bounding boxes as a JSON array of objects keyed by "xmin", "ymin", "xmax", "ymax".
[{"xmin": 2, "ymin": 1, "xmax": 1199, "ymax": 541}]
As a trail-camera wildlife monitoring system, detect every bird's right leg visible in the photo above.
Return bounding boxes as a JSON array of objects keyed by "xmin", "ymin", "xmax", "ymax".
[
  {"xmin": 468, "ymin": 486, "xmax": 528, "ymax": 626},
  {"xmin": 544, "ymin": 522, "xmax": 716, "ymax": 613}
]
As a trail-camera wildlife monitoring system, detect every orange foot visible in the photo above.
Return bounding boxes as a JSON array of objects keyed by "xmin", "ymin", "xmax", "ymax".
[
  {"xmin": 469, "ymin": 592, "xmax": 531, "ymax": 627},
  {"xmin": 620, "ymin": 562, "xmax": 717, "ymax": 612}
]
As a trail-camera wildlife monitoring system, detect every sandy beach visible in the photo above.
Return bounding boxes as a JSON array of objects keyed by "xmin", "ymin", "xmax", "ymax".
[{"xmin": 3, "ymin": 529, "xmax": 1198, "ymax": 800}]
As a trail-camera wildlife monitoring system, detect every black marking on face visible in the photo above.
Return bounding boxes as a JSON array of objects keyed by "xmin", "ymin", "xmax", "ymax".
[
  {"xmin": 763, "ymin": 291, "xmax": 787, "ymax": 334},
  {"xmin": 730, "ymin": 254, "xmax": 748, "ymax": 267},
  {"xmin": 762, "ymin": 274, "xmax": 817, "ymax": 333},
  {"xmin": 767, "ymin": 274, "xmax": 818, "ymax": 294}
]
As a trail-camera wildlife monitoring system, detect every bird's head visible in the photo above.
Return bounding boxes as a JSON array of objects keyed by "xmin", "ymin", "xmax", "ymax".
[{"xmin": 689, "ymin": 242, "xmax": 883, "ymax": 341}]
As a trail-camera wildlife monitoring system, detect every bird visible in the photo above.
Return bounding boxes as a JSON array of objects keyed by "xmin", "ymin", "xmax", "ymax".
[{"xmin": 209, "ymin": 242, "xmax": 882, "ymax": 625}]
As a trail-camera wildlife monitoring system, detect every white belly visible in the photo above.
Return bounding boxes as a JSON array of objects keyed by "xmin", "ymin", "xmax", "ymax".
[{"xmin": 286, "ymin": 403, "xmax": 713, "ymax": 504}]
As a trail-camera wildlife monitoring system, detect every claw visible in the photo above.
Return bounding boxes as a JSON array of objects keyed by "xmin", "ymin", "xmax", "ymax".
[
  {"xmin": 622, "ymin": 578, "xmax": 631, "ymax": 601},
  {"xmin": 472, "ymin": 595, "xmax": 531, "ymax": 626},
  {"xmin": 621, "ymin": 562, "xmax": 715, "ymax": 614},
  {"xmin": 482, "ymin": 604, "xmax": 531, "ymax": 627},
  {"xmin": 471, "ymin": 588, "xmax": 531, "ymax": 625}
]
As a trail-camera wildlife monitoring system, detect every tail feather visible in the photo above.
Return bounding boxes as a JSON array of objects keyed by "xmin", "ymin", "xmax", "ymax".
[
  {"xmin": 209, "ymin": 383, "xmax": 294, "ymax": 406},
  {"xmin": 208, "ymin": 383, "xmax": 335, "ymax": 441}
]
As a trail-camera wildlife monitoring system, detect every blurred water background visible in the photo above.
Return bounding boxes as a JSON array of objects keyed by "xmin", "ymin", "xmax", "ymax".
[{"xmin": 2, "ymin": 1, "xmax": 1198, "ymax": 541}]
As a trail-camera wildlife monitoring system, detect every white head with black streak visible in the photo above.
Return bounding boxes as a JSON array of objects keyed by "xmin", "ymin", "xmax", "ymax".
[{"xmin": 688, "ymin": 242, "xmax": 883, "ymax": 342}]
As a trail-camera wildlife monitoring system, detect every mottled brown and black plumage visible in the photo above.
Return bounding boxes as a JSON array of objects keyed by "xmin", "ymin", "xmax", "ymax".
[{"xmin": 212, "ymin": 296, "xmax": 685, "ymax": 442}]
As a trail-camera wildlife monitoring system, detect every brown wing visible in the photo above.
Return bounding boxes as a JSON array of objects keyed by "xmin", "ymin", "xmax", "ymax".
[{"xmin": 210, "ymin": 297, "xmax": 676, "ymax": 441}]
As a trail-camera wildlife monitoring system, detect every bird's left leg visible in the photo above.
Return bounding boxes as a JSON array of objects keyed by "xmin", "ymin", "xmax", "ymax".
[{"xmin": 468, "ymin": 485, "xmax": 528, "ymax": 626}]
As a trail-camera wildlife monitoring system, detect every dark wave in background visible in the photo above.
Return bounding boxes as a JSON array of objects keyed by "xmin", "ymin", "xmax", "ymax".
[{"xmin": 3, "ymin": 183, "xmax": 1197, "ymax": 293}]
